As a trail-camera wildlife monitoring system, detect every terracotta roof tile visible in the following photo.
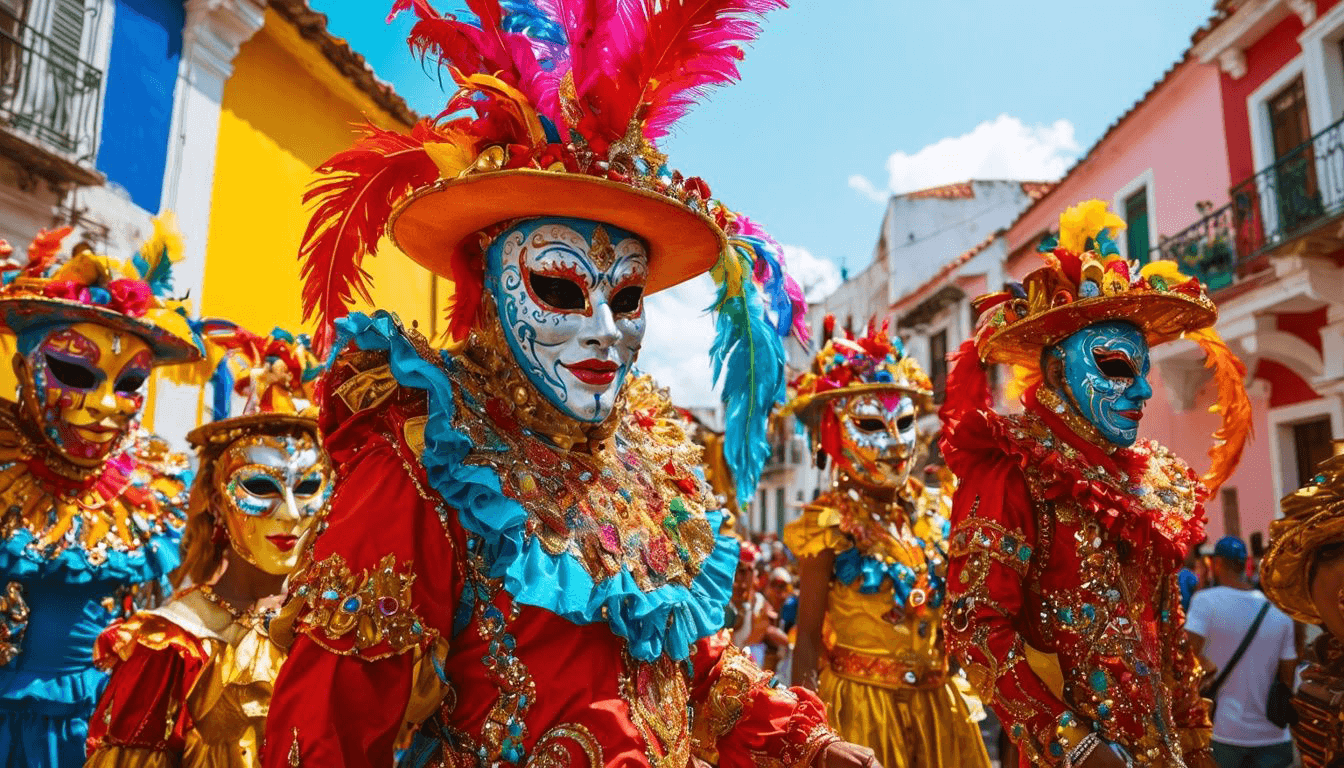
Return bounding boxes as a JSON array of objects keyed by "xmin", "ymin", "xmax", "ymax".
[
  {"xmin": 1019, "ymin": 181, "xmax": 1056, "ymax": 200},
  {"xmin": 905, "ymin": 181, "xmax": 975, "ymax": 200}
]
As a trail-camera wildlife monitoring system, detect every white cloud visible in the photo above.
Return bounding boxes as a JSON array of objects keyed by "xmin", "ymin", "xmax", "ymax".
[
  {"xmin": 783, "ymin": 245, "xmax": 841, "ymax": 303},
  {"xmin": 640, "ymin": 244, "xmax": 836, "ymax": 408},
  {"xmin": 641, "ymin": 274, "xmax": 718, "ymax": 408},
  {"xmin": 851, "ymin": 114, "xmax": 1080, "ymax": 200},
  {"xmin": 847, "ymin": 174, "xmax": 887, "ymax": 204}
]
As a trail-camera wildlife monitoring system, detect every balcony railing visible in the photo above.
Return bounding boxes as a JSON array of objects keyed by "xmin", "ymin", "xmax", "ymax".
[
  {"xmin": 1152, "ymin": 202, "xmax": 1240, "ymax": 292},
  {"xmin": 0, "ymin": 12, "xmax": 102, "ymax": 162},
  {"xmin": 1230, "ymin": 113, "xmax": 1344, "ymax": 260}
]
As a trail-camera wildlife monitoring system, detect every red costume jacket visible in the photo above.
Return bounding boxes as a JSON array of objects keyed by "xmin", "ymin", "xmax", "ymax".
[
  {"xmin": 262, "ymin": 315, "xmax": 836, "ymax": 768},
  {"xmin": 942, "ymin": 389, "xmax": 1213, "ymax": 767}
]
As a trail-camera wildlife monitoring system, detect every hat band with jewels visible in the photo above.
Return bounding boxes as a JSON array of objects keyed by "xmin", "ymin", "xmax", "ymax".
[
  {"xmin": 387, "ymin": 169, "xmax": 726, "ymax": 296},
  {"xmin": 977, "ymin": 286, "xmax": 1216, "ymax": 367}
]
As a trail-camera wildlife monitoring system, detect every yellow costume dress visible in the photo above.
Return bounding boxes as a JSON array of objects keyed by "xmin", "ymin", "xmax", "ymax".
[
  {"xmin": 784, "ymin": 479, "xmax": 990, "ymax": 768},
  {"xmin": 85, "ymin": 587, "xmax": 284, "ymax": 767}
]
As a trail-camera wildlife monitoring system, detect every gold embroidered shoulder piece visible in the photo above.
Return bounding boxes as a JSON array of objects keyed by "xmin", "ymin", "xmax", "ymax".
[{"xmin": 286, "ymin": 553, "xmax": 431, "ymax": 659}]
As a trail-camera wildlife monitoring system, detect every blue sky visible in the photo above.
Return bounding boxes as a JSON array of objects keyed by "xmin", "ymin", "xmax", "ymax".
[{"xmin": 308, "ymin": 0, "xmax": 1219, "ymax": 405}]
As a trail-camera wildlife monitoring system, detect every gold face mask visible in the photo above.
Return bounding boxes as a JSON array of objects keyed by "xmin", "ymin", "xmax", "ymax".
[
  {"xmin": 215, "ymin": 431, "xmax": 331, "ymax": 575},
  {"xmin": 834, "ymin": 392, "xmax": 918, "ymax": 489},
  {"xmin": 23, "ymin": 322, "xmax": 152, "ymax": 466}
]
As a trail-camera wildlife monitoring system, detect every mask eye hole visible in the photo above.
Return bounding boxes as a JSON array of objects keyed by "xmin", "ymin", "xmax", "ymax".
[
  {"xmin": 896, "ymin": 414, "xmax": 915, "ymax": 431},
  {"xmin": 1093, "ymin": 350, "xmax": 1138, "ymax": 379},
  {"xmin": 854, "ymin": 417, "xmax": 886, "ymax": 433},
  {"xmin": 609, "ymin": 285, "xmax": 644, "ymax": 315},
  {"xmin": 241, "ymin": 476, "xmax": 281, "ymax": 496},
  {"xmin": 44, "ymin": 354, "xmax": 99, "ymax": 390},
  {"xmin": 527, "ymin": 271, "xmax": 587, "ymax": 311},
  {"xmin": 294, "ymin": 477, "xmax": 323, "ymax": 496},
  {"xmin": 114, "ymin": 371, "xmax": 147, "ymax": 395}
]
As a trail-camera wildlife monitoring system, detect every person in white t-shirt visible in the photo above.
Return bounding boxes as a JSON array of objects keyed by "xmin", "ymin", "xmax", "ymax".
[{"xmin": 1185, "ymin": 536, "xmax": 1298, "ymax": 768}]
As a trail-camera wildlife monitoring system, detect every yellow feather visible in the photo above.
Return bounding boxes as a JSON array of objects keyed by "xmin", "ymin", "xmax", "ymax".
[{"xmin": 424, "ymin": 132, "xmax": 481, "ymax": 179}]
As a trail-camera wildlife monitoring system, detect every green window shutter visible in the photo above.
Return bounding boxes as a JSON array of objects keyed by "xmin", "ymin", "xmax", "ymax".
[{"xmin": 1125, "ymin": 189, "xmax": 1150, "ymax": 263}]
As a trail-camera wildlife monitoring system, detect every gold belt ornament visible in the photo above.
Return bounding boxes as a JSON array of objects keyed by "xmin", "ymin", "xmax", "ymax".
[{"xmin": 826, "ymin": 647, "xmax": 945, "ymax": 690}]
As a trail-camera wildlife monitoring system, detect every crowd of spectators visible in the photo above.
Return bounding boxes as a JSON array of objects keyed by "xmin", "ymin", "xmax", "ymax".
[{"xmin": 727, "ymin": 529, "xmax": 1317, "ymax": 768}]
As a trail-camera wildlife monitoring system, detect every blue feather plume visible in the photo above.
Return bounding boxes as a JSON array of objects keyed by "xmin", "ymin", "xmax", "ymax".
[
  {"xmin": 735, "ymin": 233, "xmax": 794, "ymax": 338},
  {"xmin": 710, "ymin": 239, "xmax": 790, "ymax": 507},
  {"xmin": 131, "ymin": 246, "xmax": 175, "ymax": 299},
  {"xmin": 498, "ymin": 0, "xmax": 566, "ymax": 45}
]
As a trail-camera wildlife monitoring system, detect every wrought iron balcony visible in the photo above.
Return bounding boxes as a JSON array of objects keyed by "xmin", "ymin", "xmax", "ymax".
[
  {"xmin": 1230, "ymin": 113, "xmax": 1344, "ymax": 260},
  {"xmin": 1152, "ymin": 202, "xmax": 1240, "ymax": 292},
  {"xmin": 0, "ymin": 11, "xmax": 102, "ymax": 176}
]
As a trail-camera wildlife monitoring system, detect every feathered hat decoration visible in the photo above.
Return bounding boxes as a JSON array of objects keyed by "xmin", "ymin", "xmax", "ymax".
[
  {"xmin": 0, "ymin": 215, "xmax": 200, "ymax": 364},
  {"xmin": 786, "ymin": 315, "xmax": 932, "ymax": 465},
  {"xmin": 301, "ymin": 0, "xmax": 805, "ymax": 506},
  {"xmin": 941, "ymin": 199, "xmax": 1251, "ymax": 498},
  {"xmin": 181, "ymin": 320, "xmax": 326, "ymax": 448}
]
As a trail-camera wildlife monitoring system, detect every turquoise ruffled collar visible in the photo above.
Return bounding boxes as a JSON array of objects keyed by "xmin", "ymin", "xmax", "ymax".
[{"xmin": 336, "ymin": 311, "xmax": 738, "ymax": 661}]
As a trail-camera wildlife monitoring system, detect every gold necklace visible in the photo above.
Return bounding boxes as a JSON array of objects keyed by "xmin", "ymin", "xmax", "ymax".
[{"xmin": 199, "ymin": 585, "xmax": 274, "ymax": 627}]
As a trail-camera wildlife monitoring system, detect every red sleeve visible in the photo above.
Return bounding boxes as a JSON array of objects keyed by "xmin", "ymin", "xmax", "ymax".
[
  {"xmin": 263, "ymin": 410, "xmax": 461, "ymax": 768},
  {"xmin": 86, "ymin": 616, "xmax": 207, "ymax": 757},
  {"xmin": 266, "ymin": 639, "xmax": 415, "ymax": 766},
  {"xmin": 688, "ymin": 630, "xmax": 837, "ymax": 768},
  {"xmin": 944, "ymin": 456, "xmax": 1082, "ymax": 765}
]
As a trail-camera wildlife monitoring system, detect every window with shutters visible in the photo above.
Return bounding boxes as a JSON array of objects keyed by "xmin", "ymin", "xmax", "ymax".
[
  {"xmin": 0, "ymin": 0, "xmax": 104, "ymax": 162},
  {"xmin": 1124, "ymin": 188, "xmax": 1150, "ymax": 264}
]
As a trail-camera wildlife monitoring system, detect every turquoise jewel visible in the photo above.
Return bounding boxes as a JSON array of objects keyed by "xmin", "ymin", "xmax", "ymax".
[
  {"xmin": 1089, "ymin": 669, "xmax": 1108, "ymax": 692},
  {"xmin": 321, "ymin": 589, "xmax": 340, "ymax": 601}
]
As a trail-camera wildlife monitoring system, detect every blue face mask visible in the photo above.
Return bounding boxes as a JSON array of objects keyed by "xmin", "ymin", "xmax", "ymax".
[
  {"xmin": 484, "ymin": 216, "xmax": 649, "ymax": 424},
  {"xmin": 1047, "ymin": 321, "xmax": 1153, "ymax": 447}
]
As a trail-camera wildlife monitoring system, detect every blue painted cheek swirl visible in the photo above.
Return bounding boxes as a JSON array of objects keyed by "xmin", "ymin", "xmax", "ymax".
[{"xmin": 1053, "ymin": 321, "xmax": 1152, "ymax": 448}]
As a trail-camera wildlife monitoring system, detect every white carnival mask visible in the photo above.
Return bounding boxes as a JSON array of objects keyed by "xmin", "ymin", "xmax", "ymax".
[{"xmin": 485, "ymin": 217, "xmax": 648, "ymax": 424}]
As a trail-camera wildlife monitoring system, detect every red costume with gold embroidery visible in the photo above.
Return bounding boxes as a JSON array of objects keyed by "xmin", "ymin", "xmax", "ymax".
[
  {"xmin": 940, "ymin": 201, "xmax": 1251, "ymax": 767},
  {"xmin": 256, "ymin": 1, "xmax": 867, "ymax": 766}
]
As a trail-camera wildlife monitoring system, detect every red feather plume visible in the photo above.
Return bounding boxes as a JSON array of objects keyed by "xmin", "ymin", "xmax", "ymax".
[
  {"xmin": 634, "ymin": 0, "xmax": 785, "ymax": 139},
  {"xmin": 299, "ymin": 120, "xmax": 441, "ymax": 355},
  {"xmin": 24, "ymin": 226, "xmax": 73, "ymax": 276},
  {"xmin": 395, "ymin": 0, "xmax": 560, "ymax": 122}
]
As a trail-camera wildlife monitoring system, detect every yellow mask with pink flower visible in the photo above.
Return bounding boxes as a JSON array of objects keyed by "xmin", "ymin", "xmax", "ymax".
[{"xmin": 0, "ymin": 217, "xmax": 200, "ymax": 469}]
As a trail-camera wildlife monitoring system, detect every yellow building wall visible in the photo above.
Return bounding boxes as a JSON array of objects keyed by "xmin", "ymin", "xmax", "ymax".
[{"xmin": 199, "ymin": 9, "xmax": 440, "ymax": 339}]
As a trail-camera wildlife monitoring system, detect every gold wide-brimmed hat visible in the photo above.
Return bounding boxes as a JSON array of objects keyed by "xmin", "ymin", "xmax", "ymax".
[
  {"xmin": 786, "ymin": 316, "xmax": 933, "ymax": 429},
  {"xmin": 181, "ymin": 322, "xmax": 323, "ymax": 448},
  {"xmin": 0, "ymin": 218, "xmax": 200, "ymax": 364},
  {"xmin": 973, "ymin": 201, "xmax": 1215, "ymax": 368},
  {"xmin": 966, "ymin": 200, "xmax": 1248, "ymax": 497},
  {"xmin": 388, "ymin": 170, "xmax": 725, "ymax": 298},
  {"xmin": 1261, "ymin": 441, "xmax": 1344, "ymax": 625}
]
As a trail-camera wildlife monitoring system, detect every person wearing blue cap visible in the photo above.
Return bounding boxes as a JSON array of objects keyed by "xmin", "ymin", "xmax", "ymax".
[{"xmin": 1185, "ymin": 535, "xmax": 1299, "ymax": 768}]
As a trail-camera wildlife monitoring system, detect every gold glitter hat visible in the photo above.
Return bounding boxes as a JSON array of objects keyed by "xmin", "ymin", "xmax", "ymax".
[{"xmin": 1262, "ymin": 441, "xmax": 1344, "ymax": 625}]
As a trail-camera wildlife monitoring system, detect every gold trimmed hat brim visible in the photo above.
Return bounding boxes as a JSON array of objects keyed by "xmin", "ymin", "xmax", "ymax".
[
  {"xmin": 0, "ymin": 296, "xmax": 201, "ymax": 364},
  {"xmin": 388, "ymin": 169, "xmax": 727, "ymax": 295},
  {"xmin": 789, "ymin": 381, "xmax": 933, "ymax": 427},
  {"xmin": 979, "ymin": 292, "xmax": 1216, "ymax": 367},
  {"xmin": 1260, "ymin": 512, "xmax": 1344, "ymax": 625},
  {"xmin": 187, "ymin": 413, "xmax": 319, "ymax": 448}
]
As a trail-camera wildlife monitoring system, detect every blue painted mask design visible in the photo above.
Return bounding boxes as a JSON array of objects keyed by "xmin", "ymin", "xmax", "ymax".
[
  {"xmin": 1047, "ymin": 321, "xmax": 1153, "ymax": 447},
  {"xmin": 485, "ymin": 217, "xmax": 648, "ymax": 423}
]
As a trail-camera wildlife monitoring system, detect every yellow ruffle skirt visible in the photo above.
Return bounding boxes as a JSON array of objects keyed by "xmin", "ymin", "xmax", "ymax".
[{"xmin": 819, "ymin": 668, "xmax": 991, "ymax": 768}]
